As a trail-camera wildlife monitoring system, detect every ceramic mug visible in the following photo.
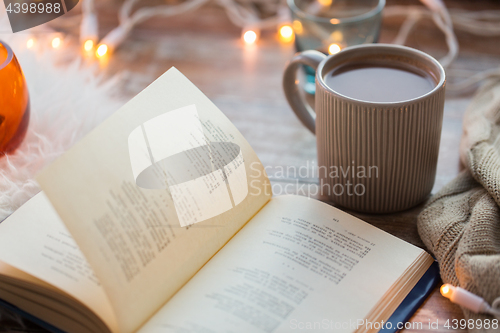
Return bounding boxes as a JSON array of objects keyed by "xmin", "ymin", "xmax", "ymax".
[{"xmin": 283, "ymin": 44, "xmax": 446, "ymax": 213}]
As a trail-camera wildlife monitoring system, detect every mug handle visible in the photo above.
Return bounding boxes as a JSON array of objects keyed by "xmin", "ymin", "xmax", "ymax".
[{"xmin": 283, "ymin": 50, "xmax": 327, "ymax": 134}]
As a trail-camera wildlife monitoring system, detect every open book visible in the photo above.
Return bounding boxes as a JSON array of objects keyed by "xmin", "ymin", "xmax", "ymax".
[{"xmin": 0, "ymin": 68, "xmax": 436, "ymax": 333}]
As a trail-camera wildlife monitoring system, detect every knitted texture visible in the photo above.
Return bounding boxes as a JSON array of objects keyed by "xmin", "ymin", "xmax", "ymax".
[{"xmin": 418, "ymin": 79, "xmax": 500, "ymax": 332}]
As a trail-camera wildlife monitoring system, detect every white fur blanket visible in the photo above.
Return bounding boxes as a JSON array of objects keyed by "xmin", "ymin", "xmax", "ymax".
[{"xmin": 0, "ymin": 14, "xmax": 124, "ymax": 221}]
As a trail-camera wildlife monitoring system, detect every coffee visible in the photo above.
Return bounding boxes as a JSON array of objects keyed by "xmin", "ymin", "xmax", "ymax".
[
  {"xmin": 283, "ymin": 44, "xmax": 446, "ymax": 212},
  {"xmin": 323, "ymin": 63, "xmax": 436, "ymax": 103}
]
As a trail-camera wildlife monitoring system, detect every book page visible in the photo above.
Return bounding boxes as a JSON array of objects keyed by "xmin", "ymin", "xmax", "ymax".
[
  {"xmin": 138, "ymin": 195, "xmax": 430, "ymax": 333},
  {"xmin": 36, "ymin": 68, "xmax": 271, "ymax": 333},
  {"xmin": 0, "ymin": 260, "xmax": 58, "ymax": 294},
  {"xmin": 0, "ymin": 192, "xmax": 118, "ymax": 332}
]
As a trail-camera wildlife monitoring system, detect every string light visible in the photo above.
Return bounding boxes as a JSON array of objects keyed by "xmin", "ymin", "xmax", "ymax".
[
  {"xmin": 80, "ymin": 0, "xmax": 98, "ymax": 53},
  {"xmin": 280, "ymin": 25, "xmax": 293, "ymax": 39},
  {"xmin": 26, "ymin": 38, "xmax": 34, "ymax": 49},
  {"xmin": 440, "ymin": 284, "xmax": 451, "ymax": 297},
  {"xmin": 96, "ymin": 44, "xmax": 108, "ymax": 58},
  {"xmin": 318, "ymin": 0, "xmax": 332, "ymax": 6},
  {"xmin": 328, "ymin": 43, "xmax": 341, "ymax": 54},
  {"xmin": 243, "ymin": 29, "xmax": 258, "ymax": 45},
  {"xmin": 331, "ymin": 31, "xmax": 343, "ymax": 42},
  {"xmin": 279, "ymin": 24, "xmax": 294, "ymax": 43},
  {"xmin": 292, "ymin": 20, "xmax": 303, "ymax": 35},
  {"xmin": 51, "ymin": 37, "xmax": 61, "ymax": 49},
  {"xmin": 440, "ymin": 284, "xmax": 500, "ymax": 317},
  {"xmin": 84, "ymin": 39, "xmax": 94, "ymax": 52},
  {"xmin": 39, "ymin": 0, "xmax": 499, "ymax": 92}
]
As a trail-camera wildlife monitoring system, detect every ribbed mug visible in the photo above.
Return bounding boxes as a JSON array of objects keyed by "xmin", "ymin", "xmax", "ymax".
[{"xmin": 283, "ymin": 44, "xmax": 445, "ymax": 213}]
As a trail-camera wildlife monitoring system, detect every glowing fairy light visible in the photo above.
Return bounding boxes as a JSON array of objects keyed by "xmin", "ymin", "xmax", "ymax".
[
  {"xmin": 51, "ymin": 37, "xmax": 61, "ymax": 49},
  {"xmin": 331, "ymin": 30, "xmax": 343, "ymax": 42},
  {"xmin": 328, "ymin": 43, "xmax": 341, "ymax": 55},
  {"xmin": 96, "ymin": 44, "xmax": 108, "ymax": 58},
  {"xmin": 440, "ymin": 284, "xmax": 451, "ymax": 297},
  {"xmin": 440, "ymin": 284, "xmax": 493, "ymax": 314},
  {"xmin": 84, "ymin": 39, "xmax": 94, "ymax": 52},
  {"xmin": 293, "ymin": 20, "xmax": 303, "ymax": 35},
  {"xmin": 26, "ymin": 38, "xmax": 34, "ymax": 49},
  {"xmin": 279, "ymin": 25, "xmax": 294, "ymax": 43},
  {"xmin": 280, "ymin": 25, "xmax": 293, "ymax": 39},
  {"xmin": 243, "ymin": 30, "xmax": 258, "ymax": 45}
]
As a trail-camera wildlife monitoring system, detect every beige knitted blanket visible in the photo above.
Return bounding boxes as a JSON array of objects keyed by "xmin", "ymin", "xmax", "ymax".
[{"xmin": 418, "ymin": 79, "xmax": 500, "ymax": 332}]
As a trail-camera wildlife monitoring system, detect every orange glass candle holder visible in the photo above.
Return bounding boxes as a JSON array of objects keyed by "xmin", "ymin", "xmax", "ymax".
[{"xmin": 0, "ymin": 40, "xmax": 30, "ymax": 154}]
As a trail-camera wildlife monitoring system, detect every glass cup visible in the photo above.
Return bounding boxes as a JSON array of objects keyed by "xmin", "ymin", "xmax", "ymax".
[
  {"xmin": 288, "ymin": 0, "xmax": 385, "ymax": 93},
  {"xmin": 0, "ymin": 41, "xmax": 30, "ymax": 154}
]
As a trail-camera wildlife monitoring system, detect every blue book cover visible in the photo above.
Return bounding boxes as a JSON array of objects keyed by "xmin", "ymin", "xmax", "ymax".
[{"xmin": 381, "ymin": 261, "xmax": 441, "ymax": 333}]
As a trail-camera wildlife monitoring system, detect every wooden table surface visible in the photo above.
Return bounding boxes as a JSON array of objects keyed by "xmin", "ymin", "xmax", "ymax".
[{"xmin": 4, "ymin": 0, "xmax": 500, "ymax": 332}]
